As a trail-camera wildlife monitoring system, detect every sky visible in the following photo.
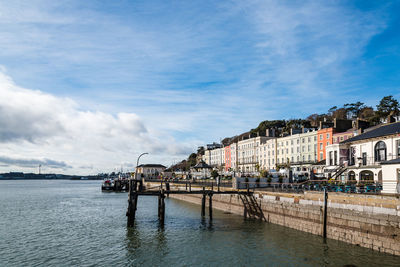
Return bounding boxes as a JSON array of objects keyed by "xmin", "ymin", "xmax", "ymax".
[{"xmin": 0, "ymin": 0, "xmax": 400, "ymax": 175}]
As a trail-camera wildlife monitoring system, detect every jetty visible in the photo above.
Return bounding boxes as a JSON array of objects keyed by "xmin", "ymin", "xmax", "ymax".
[{"xmin": 126, "ymin": 179, "xmax": 266, "ymax": 227}]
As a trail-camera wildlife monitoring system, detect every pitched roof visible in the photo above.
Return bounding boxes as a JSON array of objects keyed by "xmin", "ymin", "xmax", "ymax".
[
  {"xmin": 137, "ymin": 164, "xmax": 166, "ymax": 168},
  {"xmin": 341, "ymin": 122, "xmax": 400, "ymax": 144},
  {"xmin": 193, "ymin": 161, "xmax": 212, "ymax": 169},
  {"xmin": 381, "ymin": 158, "xmax": 400, "ymax": 165}
]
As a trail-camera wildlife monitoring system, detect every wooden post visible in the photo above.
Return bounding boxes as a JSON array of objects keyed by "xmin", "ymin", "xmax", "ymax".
[
  {"xmin": 158, "ymin": 193, "xmax": 161, "ymax": 219},
  {"xmin": 244, "ymin": 205, "xmax": 248, "ymax": 219},
  {"xmin": 166, "ymin": 182, "xmax": 170, "ymax": 197},
  {"xmin": 185, "ymin": 181, "xmax": 188, "ymax": 191},
  {"xmin": 209, "ymin": 193, "xmax": 213, "ymax": 220},
  {"xmin": 247, "ymin": 183, "xmax": 250, "ymax": 195},
  {"xmin": 201, "ymin": 193, "xmax": 206, "ymax": 217},
  {"xmin": 127, "ymin": 180, "xmax": 138, "ymax": 227},
  {"xmin": 160, "ymin": 193, "xmax": 165, "ymax": 225},
  {"xmin": 323, "ymin": 188, "xmax": 328, "ymax": 239},
  {"xmin": 189, "ymin": 182, "xmax": 192, "ymax": 192}
]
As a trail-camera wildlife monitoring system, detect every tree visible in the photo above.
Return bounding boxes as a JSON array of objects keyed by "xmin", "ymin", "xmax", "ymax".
[
  {"xmin": 211, "ymin": 170, "xmax": 219, "ymax": 179},
  {"xmin": 344, "ymin": 102, "xmax": 365, "ymax": 119},
  {"xmin": 359, "ymin": 106, "xmax": 375, "ymax": 122},
  {"xmin": 331, "ymin": 108, "xmax": 347, "ymax": 120},
  {"xmin": 255, "ymin": 163, "xmax": 260, "ymax": 172},
  {"xmin": 376, "ymin": 95, "xmax": 400, "ymax": 120}
]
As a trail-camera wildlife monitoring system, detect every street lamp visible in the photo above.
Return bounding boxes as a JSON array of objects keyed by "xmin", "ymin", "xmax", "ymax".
[{"xmin": 134, "ymin": 152, "xmax": 149, "ymax": 181}]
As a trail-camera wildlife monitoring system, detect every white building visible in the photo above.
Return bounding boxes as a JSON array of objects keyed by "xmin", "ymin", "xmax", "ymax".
[
  {"xmin": 136, "ymin": 164, "xmax": 166, "ymax": 178},
  {"xmin": 259, "ymin": 138, "xmax": 277, "ymax": 171},
  {"xmin": 275, "ymin": 128, "xmax": 318, "ymax": 171},
  {"xmin": 325, "ymin": 122, "xmax": 400, "ymax": 194}
]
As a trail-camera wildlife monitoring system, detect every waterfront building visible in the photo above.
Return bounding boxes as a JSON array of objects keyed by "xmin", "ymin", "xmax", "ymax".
[
  {"xmin": 136, "ymin": 164, "xmax": 166, "ymax": 178},
  {"xmin": 236, "ymin": 134, "xmax": 273, "ymax": 173},
  {"xmin": 325, "ymin": 122, "xmax": 400, "ymax": 193},
  {"xmin": 225, "ymin": 145, "xmax": 231, "ymax": 172},
  {"xmin": 230, "ymin": 142, "xmax": 238, "ymax": 172},
  {"xmin": 317, "ymin": 127, "xmax": 334, "ymax": 162},
  {"xmin": 202, "ymin": 149, "xmax": 211, "ymax": 165},
  {"xmin": 258, "ymin": 138, "xmax": 277, "ymax": 171},
  {"xmin": 290, "ymin": 128, "xmax": 319, "ymax": 171},
  {"xmin": 210, "ymin": 147, "xmax": 225, "ymax": 170}
]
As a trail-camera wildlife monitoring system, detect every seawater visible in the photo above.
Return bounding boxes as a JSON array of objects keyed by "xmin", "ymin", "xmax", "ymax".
[{"xmin": 0, "ymin": 180, "xmax": 398, "ymax": 267}]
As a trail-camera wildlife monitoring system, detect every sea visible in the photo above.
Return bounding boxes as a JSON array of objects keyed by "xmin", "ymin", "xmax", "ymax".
[{"xmin": 0, "ymin": 180, "xmax": 398, "ymax": 266}]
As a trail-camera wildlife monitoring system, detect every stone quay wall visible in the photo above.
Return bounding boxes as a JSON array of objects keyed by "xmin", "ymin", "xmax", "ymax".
[{"xmin": 148, "ymin": 182, "xmax": 400, "ymax": 256}]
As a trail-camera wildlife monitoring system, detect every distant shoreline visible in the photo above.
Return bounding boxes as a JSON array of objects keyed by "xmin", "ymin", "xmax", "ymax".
[{"xmin": 0, "ymin": 177, "xmax": 102, "ymax": 180}]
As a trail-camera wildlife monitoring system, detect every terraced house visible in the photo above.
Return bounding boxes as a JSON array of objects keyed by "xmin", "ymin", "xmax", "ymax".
[{"xmin": 326, "ymin": 121, "xmax": 400, "ymax": 194}]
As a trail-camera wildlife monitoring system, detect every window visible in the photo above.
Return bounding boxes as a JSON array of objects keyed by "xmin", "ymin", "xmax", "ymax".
[
  {"xmin": 327, "ymin": 141, "xmax": 330, "ymax": 146},
  {"xmin": 291, "ymin": 140, "xmax": 293, "ymax": 145},
  {"xmin": 320, "ymin": 134, "xmax": 323, "ymax": 140},
  {"xmin": 302, "ymin": 138, "xmax": 305, "ymax": 143},
  {"xmin": 320, "ymin": 143, "xmax": 323, "ymax": 150},
  {"xmin": 397, "ymin": 140, "xmax": 400, "ymax": 158},
  {"xmin": 327, "ymin": 133, "xmax": 330, "ymax": 139},
  {"xmin": 314, "ymin": 136, "xmax": 317, "ymax": 141},
  {"xmin": 375, "ymin": 141, "xmax": 387, "ymax": 162},
  {"xmin": 320, "ymin": 152, "xmax": 324, "ymax": 161}
]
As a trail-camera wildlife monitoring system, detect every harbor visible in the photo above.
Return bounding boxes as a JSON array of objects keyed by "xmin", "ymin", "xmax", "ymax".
[{"xmin": 1, "ymin": 179, "xmax": 399, "ymax": 267}]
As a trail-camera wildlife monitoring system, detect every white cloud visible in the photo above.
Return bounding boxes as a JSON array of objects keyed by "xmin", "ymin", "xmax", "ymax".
[{"xmin": 0, "ymin": 70, "xmax": 192, "ymax": 174}]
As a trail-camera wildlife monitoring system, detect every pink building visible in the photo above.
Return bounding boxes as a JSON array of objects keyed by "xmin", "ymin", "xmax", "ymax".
[
  {"xmin": 225, "ymin": 146, "xmax": 231, "ymax": 172},
  {"xmin": 333, "ymin": 130, "xmax": 354, "ymax": 144}
]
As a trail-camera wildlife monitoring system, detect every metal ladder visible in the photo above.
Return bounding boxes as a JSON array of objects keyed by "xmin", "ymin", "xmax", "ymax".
[{"xmin": 240, "ymin": 194, "xmax": 267, "ymax": 222}]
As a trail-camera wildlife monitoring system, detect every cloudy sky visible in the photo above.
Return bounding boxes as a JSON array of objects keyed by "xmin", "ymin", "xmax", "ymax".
[{"xmin": 0, "ymin": 0, "xmax": 399, "ymax": 174}]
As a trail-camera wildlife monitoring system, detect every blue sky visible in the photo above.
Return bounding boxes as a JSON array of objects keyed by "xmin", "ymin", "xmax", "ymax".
[{"xmin": 0, "ymin": 0, "xmax": 399, "ymax": 174}]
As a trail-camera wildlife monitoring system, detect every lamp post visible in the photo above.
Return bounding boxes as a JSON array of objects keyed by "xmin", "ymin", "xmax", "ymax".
[{"xmin": 134, "ymin": 152, "xmax": 148, "ymax": 181}]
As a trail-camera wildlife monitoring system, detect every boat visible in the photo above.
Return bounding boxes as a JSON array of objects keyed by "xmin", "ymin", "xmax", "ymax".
[{"xmin": 101, "ymin": 179, "xmax": 114, "ymax": 191}]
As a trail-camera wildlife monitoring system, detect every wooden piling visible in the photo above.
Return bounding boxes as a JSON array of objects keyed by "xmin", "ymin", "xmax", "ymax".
[
  {"xmin": 323, "ymin": 188, "xmax": 328, "ymax": 239},
  {"xmin": 208, "ymin": 193, "xmax": 213, "ymax": 220},
  {"xmin": 201, "ymin": 193, "xmax": 206, "ymax": 217},
  {"xmin": 166, "ymin": 182, "xmax": 170, "ymax": 197},
  {"xmin": 158, "ymin": 193, "xmax": 161, "ymax": 219},
  {"xmin": 127, "ymin": 179, "xmax": 139, "ymax": 227},
  {"xmin": 160, "ymin": 192, "xmax": 165, "ymax": 225}
]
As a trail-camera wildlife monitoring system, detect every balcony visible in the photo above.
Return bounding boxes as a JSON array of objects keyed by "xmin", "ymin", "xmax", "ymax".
[{"xmin": 347, "ymin": 155, "xmax": 399, "ymax": 168}]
